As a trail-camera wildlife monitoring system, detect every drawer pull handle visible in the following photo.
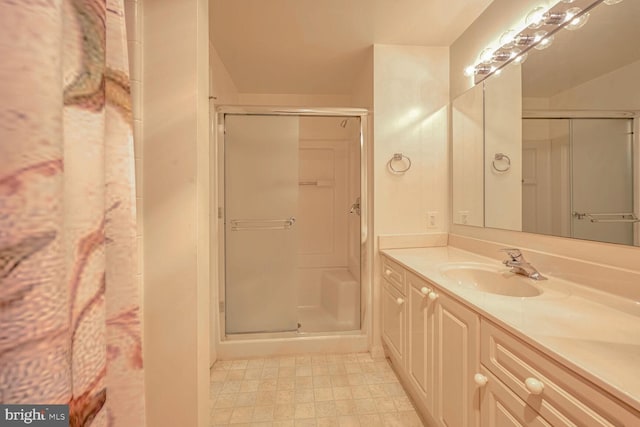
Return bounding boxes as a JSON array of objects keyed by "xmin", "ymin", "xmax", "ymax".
[
  {"xmin": 474, "ymin": 373, "xmax": 488, "ymax": 387},
  {"xmin": 420, "ymin": 287, "xmax": 431, "ymax": 296},
  {"xmin": 396, "ymin": 297, "xmax": 405, "ymax": 305},
  {"xmin": 428, "ymin": 291, "xmax": 439, "ymax": 301},
  {"xmin": 525, "ymin": 377, "xmax": 544, "ymax": 395},
  {"xmin": 385, "ymin": 269, "xmax": 393, "ymax": 277}
]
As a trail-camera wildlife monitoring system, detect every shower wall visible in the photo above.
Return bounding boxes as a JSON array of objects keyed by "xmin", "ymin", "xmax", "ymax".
[{"xmin": 297, "ymin": 117, "xmax": 360, "ymax": 310}]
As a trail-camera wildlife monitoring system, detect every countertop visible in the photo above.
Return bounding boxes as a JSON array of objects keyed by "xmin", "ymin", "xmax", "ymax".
[{"xmin": 380, "ymin": 246, "xmax": 640, "ymax": 412}]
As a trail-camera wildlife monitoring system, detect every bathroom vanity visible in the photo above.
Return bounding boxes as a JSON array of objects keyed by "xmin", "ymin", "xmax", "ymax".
[{"xmin": 380, "ymin": 246, "xmax": 640, "ymax": 427}]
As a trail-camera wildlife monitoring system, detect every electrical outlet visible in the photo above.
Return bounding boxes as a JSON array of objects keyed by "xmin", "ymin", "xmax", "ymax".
[{"xmin": 427, "ymin": 211, "xmax": 438, "ymax": 228}]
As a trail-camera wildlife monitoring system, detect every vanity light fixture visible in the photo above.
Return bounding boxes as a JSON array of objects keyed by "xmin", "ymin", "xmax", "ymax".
[{"xmin": 464, "ymin": 0, "xmax": 607, "ymax": 82}]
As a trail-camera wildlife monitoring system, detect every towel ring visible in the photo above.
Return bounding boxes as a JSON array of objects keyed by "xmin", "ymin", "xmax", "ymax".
[
  {"xmin": 492, "ymin": 153, "xmax": 511, "ymax": 172},
  {"xmin": 388, "ymin": 153, "xmax": 411, "ymax": 174}
]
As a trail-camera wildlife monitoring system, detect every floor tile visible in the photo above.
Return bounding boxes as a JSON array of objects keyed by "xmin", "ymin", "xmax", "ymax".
[
  {"xmin": 252, "ymin": 405, "xmax": 275, "ymax": 422},
  {"xmin": 332, "ymin": 386, "xmax": 352, "ymax": 400},
  {"xmin": 294, "ymin": 402, "xmax": 315, "ymax": 419},
  {"xmin": 229, "ymin": 406, "xmax": 253, "ymax": 424},
  {"xmin": 274, "ymin": 403, "xmax": 295, "ymax": 420},
  {"xmin": 210, "ymin": 353, "xmax": 424, "ymax": 427},
  {"xmin": 235, "ymin": 392, "xmax": 257, "ymax": 407}
]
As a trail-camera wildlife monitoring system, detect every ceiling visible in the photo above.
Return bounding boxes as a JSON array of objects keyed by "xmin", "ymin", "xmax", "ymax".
[
  {"xmin": 522, "ymin": 0, "xmax": 640, "ymax": 97},
  {"xmin": 210, "ymin": 0, "xmax": 494, "ymax": 95}
]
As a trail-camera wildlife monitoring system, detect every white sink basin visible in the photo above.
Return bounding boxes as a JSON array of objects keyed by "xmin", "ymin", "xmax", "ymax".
[{"xmin": 440, "ymin": 263, "xmax": 543, "ymax": 297}]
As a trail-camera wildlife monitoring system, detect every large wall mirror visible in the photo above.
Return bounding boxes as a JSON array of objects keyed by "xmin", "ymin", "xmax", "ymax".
[{"xmin": 452, "ymin": 0, "xmax": 640, "ymax": 246}]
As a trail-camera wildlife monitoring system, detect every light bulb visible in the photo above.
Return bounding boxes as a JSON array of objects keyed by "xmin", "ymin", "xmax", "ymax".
[
  {"xmin": 564, "ymin": 8, "xmax": 590, "ymax": 30},
  {"xmin": 479, "ymin": 47, "xmax": 495, "ymax": 64},
  {"xmin": 499, "ymin": 30, "xmax": 517, "ymax": 48},
  {"xmin": 534, "ymin": 31, "xmax": 554, "ymax": 50},
  {"xmin": 533, "ymin": 30, "xmax": 547, "ymax": 43},
  {"xmin": 464, "ymin": 65, "xmax": 476, "ymax": 77},
  {"xmin": 512, "ymin": 52, "xmax": 528, "ymax": 65},
  {"xmin": 525, "ymin": 6, "xmax": 547, "ymax": 29},
  {"xmin": 604, "ymin": 0, "xmax": 623, "ymax": 4}
]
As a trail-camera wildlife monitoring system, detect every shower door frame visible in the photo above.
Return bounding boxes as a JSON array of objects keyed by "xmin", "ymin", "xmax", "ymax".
[{"xmin": 213, "ymin": 106, "xmax": 372, "ymax": 343}]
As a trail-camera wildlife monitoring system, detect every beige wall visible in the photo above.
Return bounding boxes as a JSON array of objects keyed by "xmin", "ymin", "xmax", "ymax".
[
  {"xmin": 452, "ymin": 83, "xmax": 483, "ymax": 226},
  {"xmin": 236, "ymin": 93, "xmax": 354, "ymax": 107},
  {"xmin": 209, "ymin": 41, "xmax": 239, "ymax": 104},
  {"xmin": 142, "ymin": 0, "xmax": 210, "ymax": 426},
  {"xmin": 550, "ymin": 59, "xmax": 640, "ymax": 111},
  {"xmin": 449, "ymin": 0, "xmax": 640, "ymax": 286},
  {"xmin": 208, "ymin": 43, "xmax": 357, "ymax": 108},
  {"xmin": 372, "ymin": 44, "xmax": 450, "ymax": 352},
  {"xmin": 351, "ymin": 47, "xmax": 374, "ymax": 110}
]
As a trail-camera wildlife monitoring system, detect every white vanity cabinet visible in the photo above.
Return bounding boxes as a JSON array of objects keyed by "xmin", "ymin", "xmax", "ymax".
[
  {"xmin": 481, "ymin": 320, "xmax": 640, "ymax": 427},
  {"xmin": 382, "ymin": 257, "xmax": 482, "ymax": 427},
  {"xmin": 379, "ymin": 254, "xmax": 640, "ymax": 427}
]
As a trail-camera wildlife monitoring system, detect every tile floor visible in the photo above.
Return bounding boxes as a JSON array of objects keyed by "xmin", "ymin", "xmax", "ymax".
[{"xmin": 209, "ymin": 353, "xmax": 424, "ymax": 426}]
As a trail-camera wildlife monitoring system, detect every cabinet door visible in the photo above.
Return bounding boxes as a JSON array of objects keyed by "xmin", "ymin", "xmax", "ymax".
[
  {"xmin": 382, "ymin": 280, "xmax": 405, "ymax": 365},
  {"xmin": 481, "ymin": 368, "xmax": 552, "ymax": 427},
  {"xmin": 434, "ymin": 291, "xmax": 481, "ymax": 427},
  {"xmin": 407, "ymin": 272, "xmax": 435, "ymax": 411}
]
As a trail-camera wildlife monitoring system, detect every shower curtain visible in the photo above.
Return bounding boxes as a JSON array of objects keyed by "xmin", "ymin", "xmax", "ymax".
[{"xmin": 0, "ymin": 1, "xmax": 145, "ymax": 426}]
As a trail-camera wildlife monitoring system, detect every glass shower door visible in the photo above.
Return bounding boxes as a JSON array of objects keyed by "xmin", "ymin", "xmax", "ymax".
[{"xmin": 224, "ymin": 115, "xmax": 299, "ymax": 334}]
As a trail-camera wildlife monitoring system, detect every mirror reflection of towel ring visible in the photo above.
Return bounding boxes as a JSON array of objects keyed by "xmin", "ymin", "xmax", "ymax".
[
  {"xmin": 492, "ymin": 153, "xmax": 511, "ymax": 172},
  {"xmin": 388, "ymin": 153, "xmax": 411, "ymax": 174}
]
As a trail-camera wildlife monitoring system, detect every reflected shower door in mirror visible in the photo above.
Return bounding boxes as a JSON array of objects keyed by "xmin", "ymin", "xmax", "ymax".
[
  {"xmin": 452, "ymin": 84, "xmax": 484, "ymax": 227},
  {"xmin": 522, "ymin": 118, "xmax": 635, "ymax": 245}
]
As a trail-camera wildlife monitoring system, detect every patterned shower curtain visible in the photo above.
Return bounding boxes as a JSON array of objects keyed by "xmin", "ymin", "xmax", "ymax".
[{"xmin": 0, "ymin": 0, "xmax": 145, "ymax": 426}]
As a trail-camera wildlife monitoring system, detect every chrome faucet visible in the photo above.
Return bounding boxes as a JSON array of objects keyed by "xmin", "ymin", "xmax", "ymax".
[{"xmin": 500, "ymin": 248, "xmax": 547, "ymax": 280}]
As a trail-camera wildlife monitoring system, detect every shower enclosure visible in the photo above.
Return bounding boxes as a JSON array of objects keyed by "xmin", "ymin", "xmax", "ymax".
[{"xmin": 214, "ymin": 107, "xmax": 370, "ymax": 354}]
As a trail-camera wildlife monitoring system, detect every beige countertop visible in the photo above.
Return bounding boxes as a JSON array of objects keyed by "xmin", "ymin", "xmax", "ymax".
[{"xmin": 380, "ymin": 246, "xmax": 640, "ymax": 412}]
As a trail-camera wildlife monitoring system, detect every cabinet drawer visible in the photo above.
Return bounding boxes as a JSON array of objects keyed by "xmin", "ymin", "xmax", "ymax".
[
  {"xmin": 381, "ymin": 256, "xmax": 405, "ymax": 295},
  {"xmin": 482, "ymin": 320, "xmax": 640, "ymax": 426},
  {"xmin": 480, "ymin": 366, "xmax": 553, "ymax": 427}
]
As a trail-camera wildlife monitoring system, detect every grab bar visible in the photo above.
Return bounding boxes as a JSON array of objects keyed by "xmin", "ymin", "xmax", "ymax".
[
  {"xmin": 572, "ymin": 212, "xmax": 639, "ymax": 223},
  {"xmin": 230, "ymin": 217, "xmax": 296, "ymax": 231}
]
